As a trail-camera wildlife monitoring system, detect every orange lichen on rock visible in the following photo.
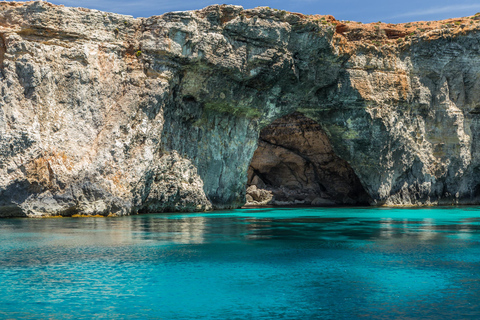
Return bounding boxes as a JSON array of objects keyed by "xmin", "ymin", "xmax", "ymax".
[
  {"xmin": 24, "ymin": 150, "xmax": 74, "ymax": 192},
  {"xmin": 109, "ymin": 170, "xmax": 129, "ymax": 194},
  {"xmin": 25, "ymin": 157, "xmax": 54, "ymax": 192}
]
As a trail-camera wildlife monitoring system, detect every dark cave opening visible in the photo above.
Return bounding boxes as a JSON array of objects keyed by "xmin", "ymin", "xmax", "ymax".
[{"xmin": 246, "ymin": 112, "xmax": 372, "ymax": 206}]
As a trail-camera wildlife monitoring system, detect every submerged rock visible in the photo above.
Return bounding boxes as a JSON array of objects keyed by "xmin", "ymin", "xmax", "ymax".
[{"xmin": 1, "ymin": 2, "xmax": 480, "ymax": 216}]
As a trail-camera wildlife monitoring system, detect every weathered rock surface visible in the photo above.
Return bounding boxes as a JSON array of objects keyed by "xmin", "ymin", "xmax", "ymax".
[
  {"xmin": 1, "ymin": 2, "xmax": 480, "ymax": 216},
  {"xmin": 246, "ymin": 112, "xmax": 371, "ymax": 206}
]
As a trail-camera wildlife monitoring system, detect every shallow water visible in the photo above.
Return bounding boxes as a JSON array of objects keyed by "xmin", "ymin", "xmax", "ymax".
[{"xmin": 1, "ymin": 207, "xmax": 480, "ymax": 319}]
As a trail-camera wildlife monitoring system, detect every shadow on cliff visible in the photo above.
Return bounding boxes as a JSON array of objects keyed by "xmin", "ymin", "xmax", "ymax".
[
  {"xmin": 0, "ymin": 181, "xmax": 29, "ymax": 217},
  {"xmin": 158, "ymin": 61, "xmax": 383, "ymax": 209},
  {"xmin": 246, "ymin": 111, "xmax": 372, "ymax": 206}
]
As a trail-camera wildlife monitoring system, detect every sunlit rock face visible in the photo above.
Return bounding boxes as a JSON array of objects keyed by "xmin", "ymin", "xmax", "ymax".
[{"xmin": 1, "ymin": 1, "xmax": 480, "ymax": 216}]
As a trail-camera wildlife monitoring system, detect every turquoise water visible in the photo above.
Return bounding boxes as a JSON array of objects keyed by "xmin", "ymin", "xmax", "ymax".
[{"xmin": 1, "ymin": 207, "xmax": 480, "ymax": 319}]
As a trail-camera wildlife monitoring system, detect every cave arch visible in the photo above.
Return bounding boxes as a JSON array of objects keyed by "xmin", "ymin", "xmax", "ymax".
[{"xmin": 245, "ymin": 112, "xmax": 372, "ymax": 206}]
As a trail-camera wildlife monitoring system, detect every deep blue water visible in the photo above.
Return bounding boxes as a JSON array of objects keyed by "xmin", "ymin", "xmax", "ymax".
[{"xmin": 2, "ymin": 207, "xmax": 480, "ymax": 319}]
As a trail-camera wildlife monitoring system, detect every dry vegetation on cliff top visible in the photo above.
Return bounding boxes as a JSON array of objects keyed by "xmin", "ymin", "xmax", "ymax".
[
  {"xmin": 329, "ymin": 13, "xmax": 480, "ymax": 50},
  {"xmin": 245, "ymin": 6, "xmax": 480, "ymax": 53}
]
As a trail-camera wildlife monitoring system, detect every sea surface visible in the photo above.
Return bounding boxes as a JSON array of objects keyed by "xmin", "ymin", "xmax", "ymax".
[{"xmin": 1, "ymin": 207, "xmax": 480, "ymax": 319}]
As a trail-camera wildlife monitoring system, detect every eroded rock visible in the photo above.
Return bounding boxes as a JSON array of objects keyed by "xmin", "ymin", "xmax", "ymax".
[
  {"xmin": 246, "ymin": 112, "xmax": 371, "ymax": 206},
  {"xmin": 1, "ymin": 2, "xmax": 480, "ymax": 216}
]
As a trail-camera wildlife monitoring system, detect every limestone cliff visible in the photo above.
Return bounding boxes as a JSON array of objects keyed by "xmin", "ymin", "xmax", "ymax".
[{"xmin": 1, "ymin": 1, "xmax": 480, "ymax": 216}]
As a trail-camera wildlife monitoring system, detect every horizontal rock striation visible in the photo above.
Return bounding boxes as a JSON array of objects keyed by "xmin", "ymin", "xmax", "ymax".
[{"xmin": 1, "ymin": 2, "xmax": 480, "ymax": 216}]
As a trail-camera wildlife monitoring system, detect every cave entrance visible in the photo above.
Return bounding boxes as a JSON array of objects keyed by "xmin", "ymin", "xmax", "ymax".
[{"xmin": 246, "ymin": 112, "xmax": 371, "ymax": 206}]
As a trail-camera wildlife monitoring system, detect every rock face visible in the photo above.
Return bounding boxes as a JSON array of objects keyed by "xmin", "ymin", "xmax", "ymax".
[
  {"xmin": 1, "ymin": 2, "xmax": 480, "ymax": 216},
  {"xmin": 246, "ymin": 112, "xmax": 371, "ymax": 206}
]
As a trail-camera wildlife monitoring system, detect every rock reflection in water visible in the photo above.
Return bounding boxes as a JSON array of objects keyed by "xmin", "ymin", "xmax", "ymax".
[{"xmin": 3, "ymin": 209, "xmax": 480, "ymax": 246}]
